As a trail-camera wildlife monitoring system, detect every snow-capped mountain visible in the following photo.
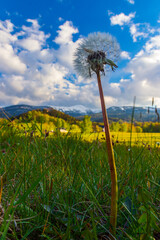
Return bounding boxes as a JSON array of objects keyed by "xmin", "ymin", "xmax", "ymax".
[
  {"xmin": 86, "ymin": 106, "xmax": 159, "ymax": 122},
  {"xmin": 0, "ymin": 104, "xmax": 51, "ymax": 119},
  {"xmin": 0, "ymin": 104, "xmax": 159, "ymax": 122},
  {"xmin": 54, "ymin": 105, "xmax": 100, "ymax": 117},
  {"xmin": 0, "ymin": 104, "xmax": 100, "ymax": 119}
]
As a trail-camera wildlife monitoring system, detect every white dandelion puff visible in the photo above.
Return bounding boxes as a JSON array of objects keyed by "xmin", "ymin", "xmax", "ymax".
[{"xmin": 74, "ymin": 32, "xmax": 120, "ymax": 79}]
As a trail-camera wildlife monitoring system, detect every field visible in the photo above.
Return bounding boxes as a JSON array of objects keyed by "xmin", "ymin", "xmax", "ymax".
[
  {"xmin": 82, "ymin": 132, "xmax": 160, "ymax": 146},
  {"xmin": 7, "ymin": 120, "xmax": 160, "ymax": 145},
  {"xmin": 0, "ymin": 122, "xmax": 160, "ymax": 239}
]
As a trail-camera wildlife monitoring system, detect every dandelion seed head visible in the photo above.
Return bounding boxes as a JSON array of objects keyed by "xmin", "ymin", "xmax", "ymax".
[{"xmin": 74, "ymin": 32, "xmax": 120, "ymax": 78}]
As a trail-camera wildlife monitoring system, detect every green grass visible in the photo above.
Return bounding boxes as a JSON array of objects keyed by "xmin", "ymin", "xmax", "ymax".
[{"xmin": 0, "ymin": 122, "xmax": 160, "ymax": 239}]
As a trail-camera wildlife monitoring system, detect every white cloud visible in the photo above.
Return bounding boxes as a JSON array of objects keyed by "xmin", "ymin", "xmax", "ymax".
[
  {"xmin": 19, "ymin": 38, "xmax": 42, "ymax": 52},
  {"xmin": 54, "ymin": 39, "xmax": 82, "ymax": 69},
  {"xmin": 58, "ymin": 17, "xmax": 64, "ymax": 22},
  {"xmin": 0, "ymin": 20, "xmax": 26, "ymax": 74},
  {"xmin": 120, "ymin": 51, "xmax": 131, "ymax": 59},
  {"xmin": 110, "ymin": 12, "xmax": 135, "ymax": 26},
  {"xmin": 104, "ymin": 96, "xmax": 118, "ymax": 106},
  {"xmin": 144, "ymin": 35, "xmax": 160, "ymax": 51},
  {"xmin": 54, "ymin": 21, "xmax": 78, "ymax": 45},
  {"xmin": 0, "ymin": 19, "xmax": 14, "ymax": 32},
  {"xmin": 120, "ymin": 78, "xmax": 130, "ymax": 83},
  {"xmin": 107, "ymin": 14, "xmax": 160, "ymax": 106},
  {"xmin": 0, "ymin": 20, "xmax": 16, "ymax": 44},
  {"xmin": 1, "ymin": 17, "xmax": 160, "ymax": 109},
  {"xmin": 109, "ymin": 11, "xmax": 157, "ymax": 42},
  {"xmin": 129, "ymin": 24, "xmax": 145, "ymax": 42},
  {"xmin": 120, "ymin": 33, "xmax": 160, "ymax": 105},
  {"xmin": 17, "ymin": 19, "xmax": 50, "ymax": 52},
  {"xmin": 53, "ymin": 21, "xmax": 81, "ymax": 70},
  {"xmin": 129, "ymin": 23, "xmax": 155, "ymax": 42},
  {"xmin": 127, "ymin": 0, "xmax": 135, "ymax": 4},
  {"xmin": 0, "ymin": 44, "xmax": 26, "ymax": 74},
  {"xmin": 0, "ymin": 19, "xmax": 104, "ymax": 109},
  {"xmin": 110, "ymin": 83, "xmax": 120, "ymax": 88}
]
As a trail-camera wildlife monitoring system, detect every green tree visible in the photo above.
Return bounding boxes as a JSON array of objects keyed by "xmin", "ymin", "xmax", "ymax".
[
  {"xmin": 119, "ymin": 122, "xmax": 128, "ymax": 132},
  {"xmin": 81, "ymin": 116, "xmax": 93, "ymax": 133},
  {"xmin": 70, "ymin": 124, "xmax": 81, "ymax": 133},
  {"xmin": 110, "ymin": 121, "xmax": 120, "ymax": 132}
]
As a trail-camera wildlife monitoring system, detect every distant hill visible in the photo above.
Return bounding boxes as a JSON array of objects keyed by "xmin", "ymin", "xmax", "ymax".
[
  {"xmin": 0, "ymin": 105, "xmax": 51, "ymax": 119},
  {"xmin": 0, "ymin": 104, "xmax": 78, "ymax": 124},
  {"xmin": 0, "ymin": 104, "xmax": 99, "ymax": 119},
  {"xmin": 0, "ymin": 104, "xmax": 159, "ymax": 122},
  {"xmin": 76, "ymin": 106, "xmax": 160, "ymax": 122}
]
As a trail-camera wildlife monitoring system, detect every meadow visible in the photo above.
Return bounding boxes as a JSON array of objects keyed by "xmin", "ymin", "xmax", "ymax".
[
  {"xmin": 82, "ymin": 132, "xmax": 160, "ymax": 147},
  {"xmin": 0, "ymin": 120, "xmax": 160, "ymax": 239}
]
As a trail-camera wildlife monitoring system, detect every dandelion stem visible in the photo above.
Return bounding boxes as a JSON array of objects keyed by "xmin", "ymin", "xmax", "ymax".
[{"xmin": 96, "ymin": 71, "xmax": 118, "ymax": 239}]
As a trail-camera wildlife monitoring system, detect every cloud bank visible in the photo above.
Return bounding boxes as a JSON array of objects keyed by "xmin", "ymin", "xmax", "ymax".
[
  {"xmin": 108, "ymin": 11, "xmax": 160, "ymax": 106},
  {"xmin": 0, "ymin": 19, "xmax": 98, "ymax": 108},
  {"xmin": 109, "ymin": 11, "xmax": 157, "ymax": 42},
  {"xmin": 0, "ymin": 17, "xmax": 160, "ymax": 109}
]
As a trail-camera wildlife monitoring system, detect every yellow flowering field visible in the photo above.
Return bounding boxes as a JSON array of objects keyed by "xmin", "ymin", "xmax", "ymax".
[{"xmin": 81, "ymin": 131, "xmax": 160, "ymax": 146}]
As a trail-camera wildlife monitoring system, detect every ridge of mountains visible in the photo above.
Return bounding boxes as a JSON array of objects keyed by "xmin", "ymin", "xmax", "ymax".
[
  {"xmin": 0, "ymin": 104, "xmax": 159, "ymax": 122},
  {"xmin": 81, "ymin": 106, "xmax": 159, "ymax": 122},
  {"xmin": 0, "ymin": 105, "xmax": 52, "ymax": 119}
]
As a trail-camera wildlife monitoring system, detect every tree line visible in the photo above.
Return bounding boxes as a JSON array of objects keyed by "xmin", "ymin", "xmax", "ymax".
[{"xmin": 2, "ymin": 110, "xmax": 160, "ymax": 133}]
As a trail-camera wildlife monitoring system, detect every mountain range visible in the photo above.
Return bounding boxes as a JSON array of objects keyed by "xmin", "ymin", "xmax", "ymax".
[
  {"xmin": 0, "ymin": 104, "xmax": 159, "ymax": 122},
  {"xmin": 80, "ymin": 106, "xmax": 159, "ymax": 122}
]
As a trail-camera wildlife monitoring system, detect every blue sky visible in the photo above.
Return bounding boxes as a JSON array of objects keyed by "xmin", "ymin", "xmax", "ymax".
[{"xmin": 0, "ymin": 0, "xmax": 160, "ymax": 109}]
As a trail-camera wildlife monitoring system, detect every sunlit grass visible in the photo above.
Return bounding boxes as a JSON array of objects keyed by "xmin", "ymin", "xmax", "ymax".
[{"xmin": 0, "ymin": 121, "xmax": 160, "ymax": 239}]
